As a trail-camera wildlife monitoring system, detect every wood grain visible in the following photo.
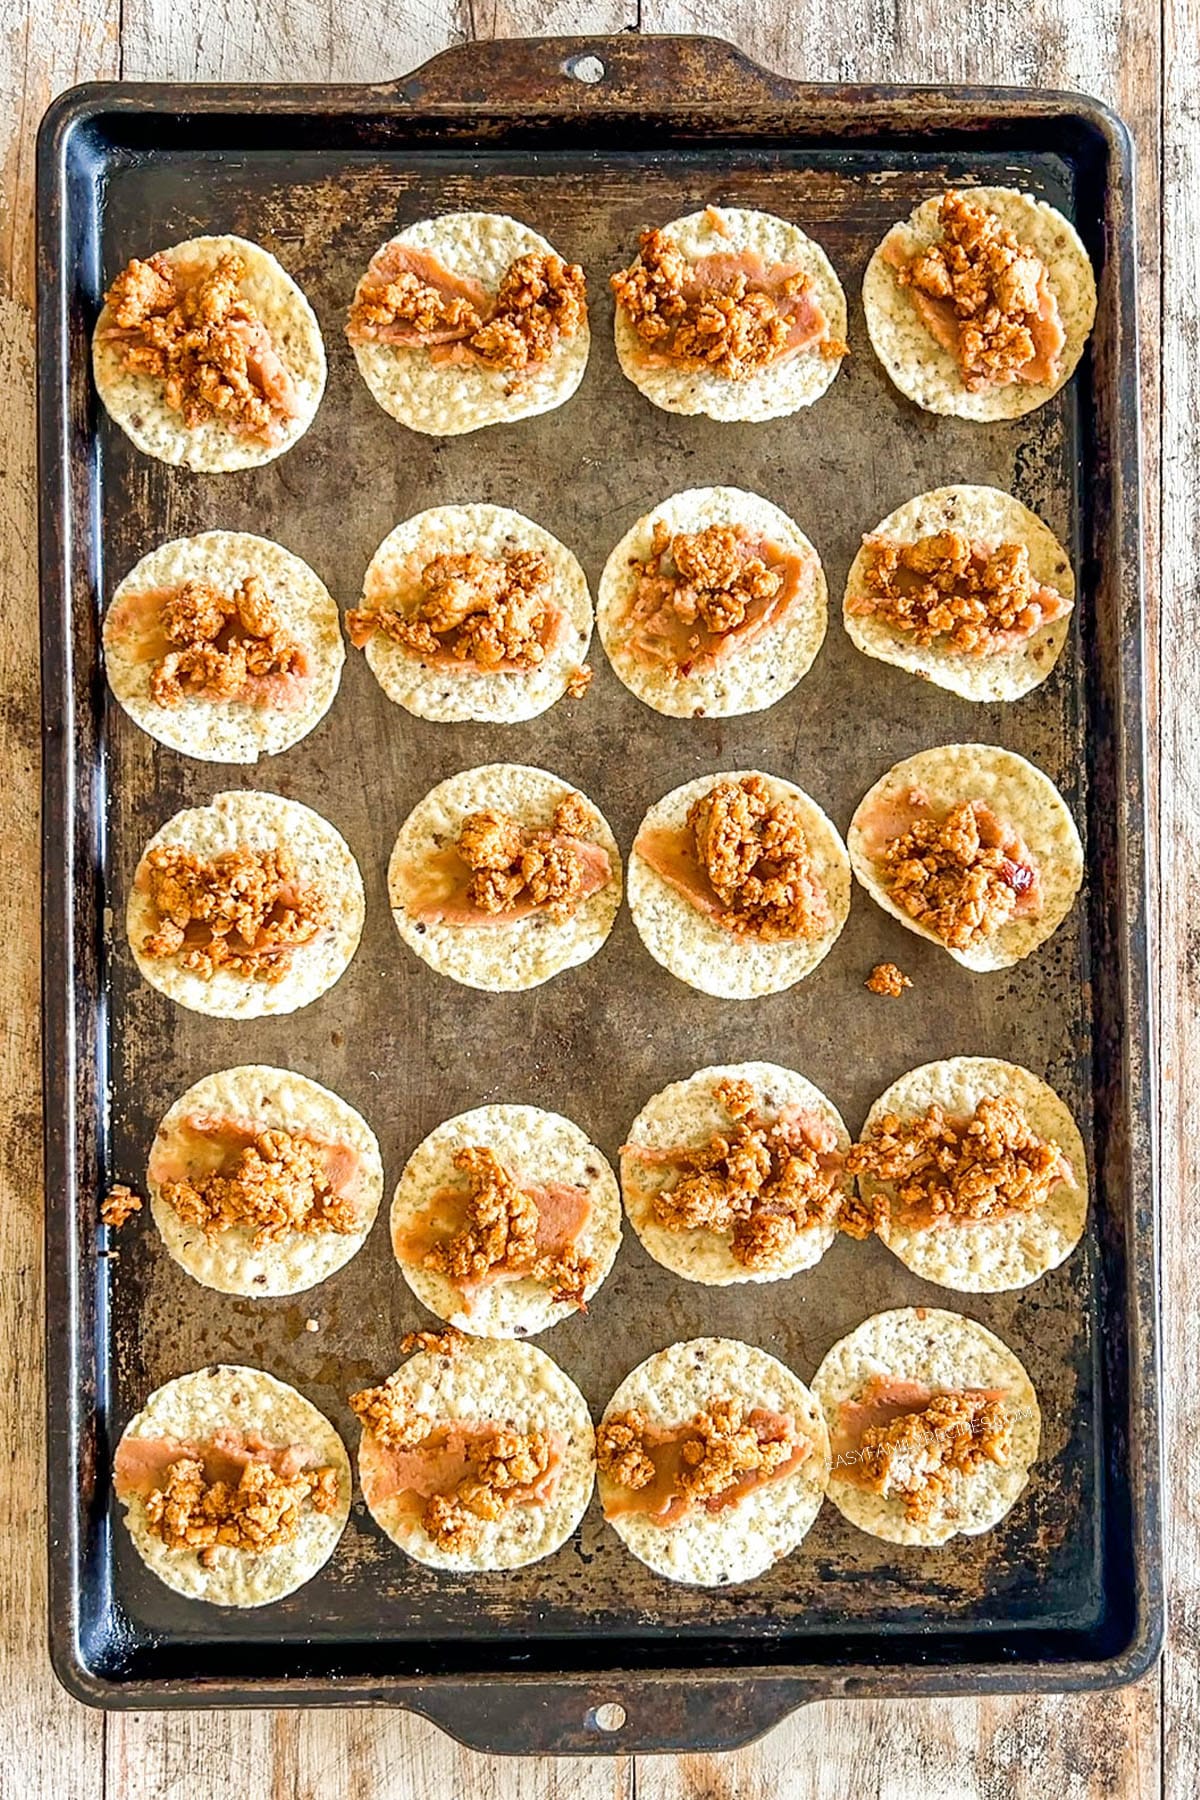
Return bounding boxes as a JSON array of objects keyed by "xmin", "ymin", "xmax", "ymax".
[{"xmin": 2, "ymin": 0, "xmax": 1179, "ymax": 1796}]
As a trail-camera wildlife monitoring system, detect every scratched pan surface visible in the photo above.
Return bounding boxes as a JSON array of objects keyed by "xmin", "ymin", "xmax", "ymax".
[{"xmin": 37, "ymin": 36, "xmax": 1159, "ymax": 1752}]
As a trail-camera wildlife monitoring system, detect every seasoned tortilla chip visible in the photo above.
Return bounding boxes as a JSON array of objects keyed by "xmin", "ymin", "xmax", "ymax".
[
  {"xmin": 388, "ymin": 763, "xmax": 621, "ymax": 993},
  {"xmin": 391, "ymin": 1103, "xmax": 621, "ymax": 1338},
  {"xmin": 628, "ymin": 770, "xmax": 850, "ymax": 1000},
  {"xmin": 862, "ymin": 187, "xmax": 1096, "ymax": 420},
  {"xmin": 356, "ymin": 504, "xmax": 592, "ymax": 724},
  {"xmin": 859, "ymin": 1057, "xmax": 1088, "ymax": 1293},
  {"xmin": 114, "ymin": 1365, "xmax": 351, "ymax": 1605},
  {"xmin": 620, "ymin": 1061, "xmax": 851, "ymax": 1285},
  {"xmin": 598, "ymin": 1337, "xmax": 830, "ymax": 1585},
  {"xmin": 356, "ymin": 1337, "xmax": 594, "ymax": 1572},
  {"xmin": 103, "ymin": 531, "xmax": 344, "ymax": 763},
  {"xmin": 348, "ymin": 213, "xmax": 589, "ymax": 436},
  {"xmin": 597, "ymin": 486, "xmax": 827, "ymax": 718},
  {"xmin": 93, "ymin": 235, "xmax": 326, "ymax": 471},
  {"xmin": 613, "ymin": 206, "xmax": 846, "ymax": 421},
  {"xmin": 847, "ymin": 743, "xmax": 1083, "ymax": 972},
  {"xmin": 843, "ymin": 485, "xmax": 1074, "ymax": 701},
  {"xmin": 127, "ymin": 789, "xmax": 364, "ymax": 1019},
  {"xmin": 148, "ymin": 1064, "xmax": 383, "ymax": 1297},
  {"xmin": 812, "ymin": 1308, "xmax": 1040, "ymax": 1546}
]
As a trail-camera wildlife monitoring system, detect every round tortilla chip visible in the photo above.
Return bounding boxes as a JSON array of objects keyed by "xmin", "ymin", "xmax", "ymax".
[
  {"xmin": 114, "ymin": 1365, "xmax": 351, "ymax": 1606},
  {"xmin": 388, "ymin": 763, "xmax": 621, "ymax": 993},
  {"xmin": 860, "ymin": 1057, "xmax": 1088, "ymax": 1293},
  {"xmin": 597, "ymin": 486, "xmax": 827, "ymax": 719},
  {"xmin": 103, "ymin": 531, "xmax": 345, "ymax": 763},
  {"xmin": 598, "ymin": 1337, "xmax": 830, "ymax": 1586},
  {"xmin": 148, "ymin": 1064, "xmax": 383, "ymax": 1297},
  {"xmin": 391, "ymin": 1103, "xmax": 621, "ymax": 1337},
  {"xmin": 356, "ymin": 504, "xmax": 592, "ymax": 724},
  {"xmin": 628, "ymin": 770, "xmax": 850, "ymax": 1000},
  {"xmin": 862, "ymin": 187, "xmax": 1097, "ymax": 421},
  {"xmin": 356, "ymin": 1337, "xmax": 595, "ymax": 1571},
  {"xmin": 93, "ymin": 235, "xmax": 326, "ymax": 472},
  {"xmin": 348, "ymin": 213, "xmax": 589, "ymax": 436},
  {"xmin": 620, "ymin": 1061, "xmax": 851, "ymax": 1285},
  {"xmin": 847, "ymin": 743, "xmax": 1083, "ymax": 972},
  {"xmin": 127, "ymin": 790, "xmax": 365, "ymax": 1019},
  {"xmin": 842, "ymin": 485, "xmax": 1075, "ymax": 701},
  {"xmin": 613, "ymin": 206, "xmax": 847, "ymax": 421},
  {"xmin": 812, "ymin": 1307, "xmax": 1040, "ymax": 1546}
]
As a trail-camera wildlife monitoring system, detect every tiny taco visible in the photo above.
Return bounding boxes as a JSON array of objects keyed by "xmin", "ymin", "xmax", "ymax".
[
  {"xmin": 628, "ymin": 770, "xmax": 850, "ymax": 1000},
  {"xmin": 93, "ymin": 235, "xmax": 326, "ymax": 471},
  {"xmin": 812, "ymin": 1308, "xmax": 1040, "ymax": 1546},
  {"xmin": 620, "ymin": 1062, "xmax": 852, "ymax": 1286},
  {"xmin": 388, "ymin": 763, "xmax": 621, "ymax": 993},
  {"xmin": 347, "ymin": 504, "xmax": 592, "ymax": 725},
  {"xmin": 597, "ymin": 1337, "xmax": 830, "ymax": 1586},
  {"xmin": 844, "ymin": 1057, "xmax": 1087, "ymax": 1294},
  {"xmin": 127, "ymin": 790, "xmax": 364, "ymax": 1019},
  {"xmin": 350, "ymin": 1334, "xmax": 595, "ymax": 1572},
  {"xmin": 391, "ymin": 1103, "xmax": 621, "ymax": 1338},
  {"xmin": 597, "ymin": 486, "xmax": 827, "ymax": 719},
  {"xmin": 847, "ymin": 744, "xmax": 1082, "ymax": 972},
  {"xmin": 346, "ymin": 212, "xmax": 588, "ymax": 436},
  {"xmin": 610, "ymin": 204, "xmax": 847, "ymax": 422},
  {"xmin": 112, "ymin": 1365, "xmax": 351, "ymax": 1605},
  {"xmin": 862, "ymin": 187, "xmax": 1096, "ymax": 421},
  {"xmin": 146, "ymin": 1065, "xmax": 384, "ymax": 1298},
  {"xmin": 843, "ymin": 485, "xmax": 1074, "ymax": 702},
  {"xmin": 103, "ymin": 531, "xmax": 344, "ymax": 763}
]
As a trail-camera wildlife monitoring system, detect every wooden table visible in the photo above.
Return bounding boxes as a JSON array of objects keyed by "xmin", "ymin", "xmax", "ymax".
[{"xmin": 1, "ymin": 2, "xmax": 1188, "ymax": 1794}]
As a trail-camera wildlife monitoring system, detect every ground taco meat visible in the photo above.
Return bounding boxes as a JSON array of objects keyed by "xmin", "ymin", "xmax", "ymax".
[
  {"xmin": 101, "ymin": 1184, "xmax": 142, "ymax": 1228},
  {"xmin": 145, "ymin": 575, "xmax": 306, "ymax": 705},
  {"xmin": 611, "ymin": 228, "xmax": 841, "ymax": 380},
  {"xmin": 866, "ymin": 961, "xmax": 912, "ymax": 998},
  {"xmin": 627, "ymin": 1077, "xmax": 847, "ymax": 1271},
  {"xmin": 850, "ymin": 531, "xmax": 1070, "ymax": 655},
  {"xmin": 346, "ymin": 548, "xmax": 559, "ymax": 673},
  {"xmin": 876, "ymin": 797, "xmax": 1040, "ymax": 950},
  {"xmin": 139, "ymin": 844, "xmax": 329, "ymax": 980},
  {"xmin": 840, "ymin": 1387, "xmax": 1012, "ymax": 1523},
  {"xmin": 412, "ymin": 1144, "xmax": 596, "ymax": 1310},
  {"xmin": 893, "ymin": 191, "xmax": 1066, "ymax": 392},
  {"xmin": 347, "ymin": 246, "xmax": 586, "ymax": 374},
  {"xmin": 159, "ymin": 1129, "xmax": 360, "ymax": 1246},
  {"xmin": 141, "ymin": 1454, "xmax": 339, "ymax": 1565},
  {"xmin": 349, "ymin": 1378, "xmax": 557, "ymax": 1554},
  {"xmin": 458, "ymin": 796, "xmax": 598, "ymax": 923},
  {"xmin": 691, "ymin": 775, "xmax": 833, "ymax": 940},
  {"xmin": 99, "ymin": 251, "xmax": 301, "ymax": 443},
  {"xmin": 598, "ymin": 1398, "xmax": 804, "ymax": 1521},
  {"xmin": 624, "ymin": 522, "xmax": 803, "ymax": 675},
  {"xmin": 845, "ymin": 1094, "xmax": 1074, "ymax": 1234}
]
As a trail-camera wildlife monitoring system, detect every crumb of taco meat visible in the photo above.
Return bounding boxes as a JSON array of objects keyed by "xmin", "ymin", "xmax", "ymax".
[
  {"xmin": 595, "ymin": 1409, "xmax": 657, "ymax": 1489},
  {"xmin": 346, "ymin": 549, "xmax": 554, "ymax": 672},
  {"xmin": 852, "ymin": 531, "xmax": 1063, "ymax": 654},
  {"xmin": 611, "ymin": 227, "xmax": 828, "ymax": 379},
  {"xmin": 598, "ymin": 1398, "xmax": 795, "ymax": 1502},
  {"xmin": 348, "ymin": 1379, "xmax": 436, "ymax": 1451},
  {"xmin": 689, "ymin": 774, "xmax": 833, "ymax": 941},
  {"xmin": 422, "ymin": 1144, "xmax": 596, "ymax": 1309},
  {"xmin": 304, "ymin": 1317, "xmax": 320, "ymax": 1333},
  {"xmin": 149, "ymin": 574, "xmax": 305, "ymax": 705},
  {"xmin": 399, "ymin": 1327, "xmax": 465, "ymax": 1359},
  {"xmin": 845, "ymin": 1094, "xmax": 1072, "ymax": 1230},
  {"xmin": 143, "ymin": 1454, "xmax": 338, "ymax": 1563},
  {"xmin": 140, "ymin": 844, "xmax": 328, "ymax": 981},
  {"xmin": 101, "ymin": 1184, "xmax": 142, "ymax": 1228},
  {"xmin": 854, "ymin": 1391, "xmax": 1011, "ymax": 1522},
  {"xmin": 879, "ymin": 798, "xmax": 1036, "ymax": 949},
  {"xmin": 645, "ymin": 1078, "xmax": 845, "ymax": 1270},
  {"xmin": 565, "ymin": 663, "xmax": 592, "ymax": 698},
  {"xmin": 455, "ymin": 797, "xmax": 596, "ymax": 924},
  {"xmin": 100, "ymin": 251, "xmax": 299, "ymax": 443},
  {"xmin": 898, "ymin": 192, "xmax": 1060, "ymax": 391},
  {"xmin": 866, "ymin": 961, "xmax": 912, "ymax": 998},
  {"xmin": 159, "ymin": 1129, "xmax": 359, "ymax": 1246}
]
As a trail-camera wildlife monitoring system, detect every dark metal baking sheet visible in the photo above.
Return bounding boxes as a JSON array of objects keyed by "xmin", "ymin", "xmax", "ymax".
[{"xmin": 37, "ymin": 34, "xmax": 1160, "ymax": 1755}]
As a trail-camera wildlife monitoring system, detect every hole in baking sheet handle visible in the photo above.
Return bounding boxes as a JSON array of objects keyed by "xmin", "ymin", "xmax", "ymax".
[
  {"xmin": 587, "ymin": 1701, "xmax": 627, "ymax": 1733},
  {"xmin": 564, "ymin": 54, "xmax": 606, "ymax": 85}
]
